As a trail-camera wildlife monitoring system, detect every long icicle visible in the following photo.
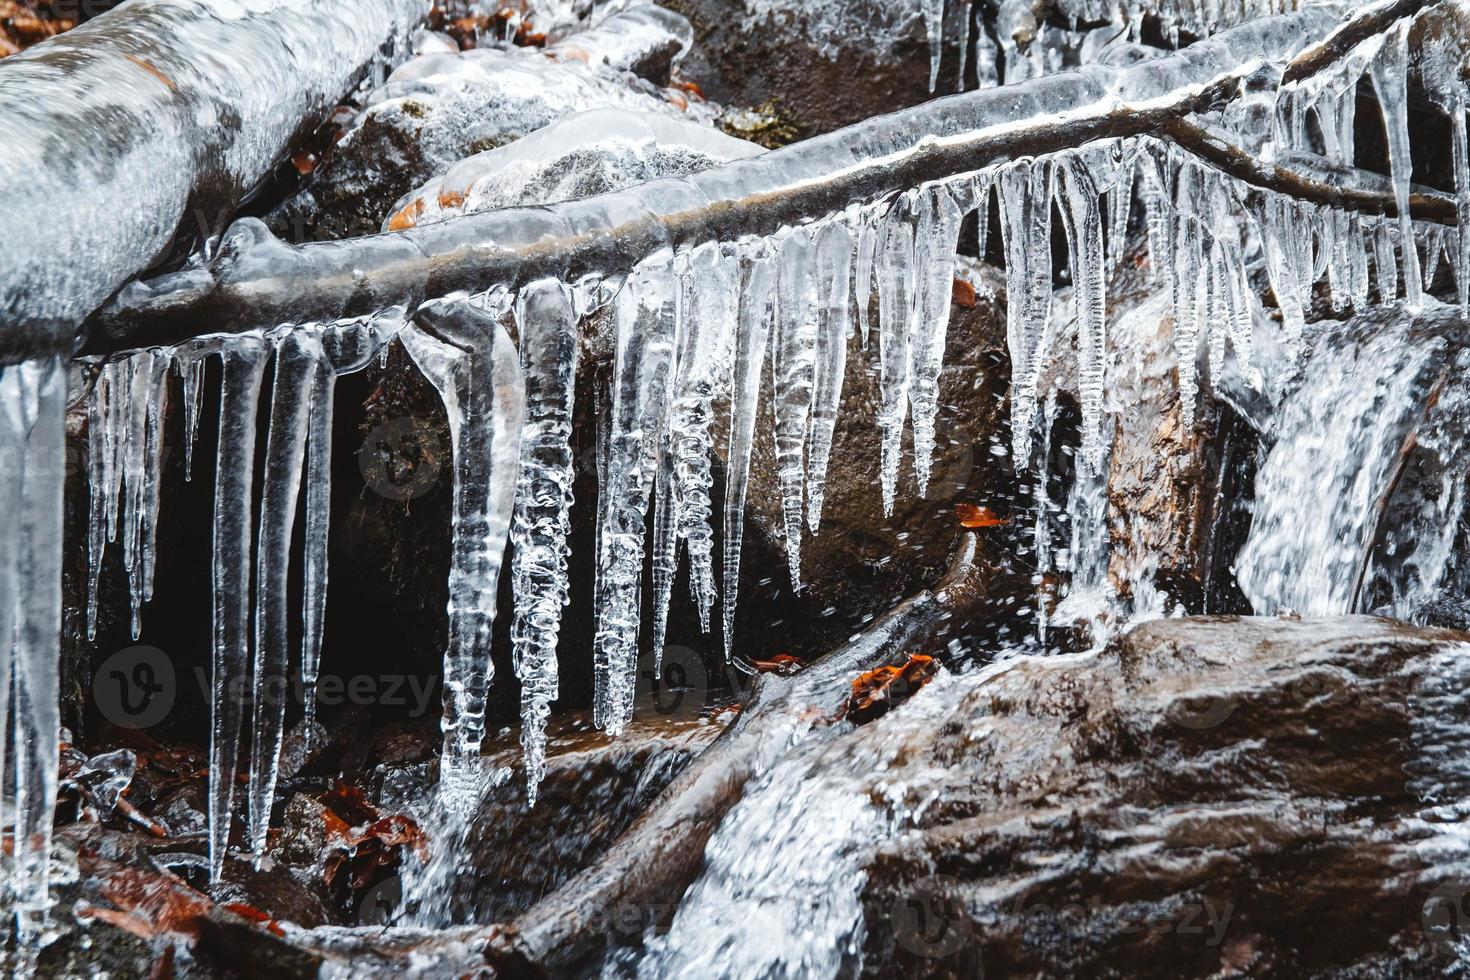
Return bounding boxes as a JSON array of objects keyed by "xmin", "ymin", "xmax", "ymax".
[
  {"xmin": 595, "ymin": 254, "xmax": 676, "ymax": 733},
  {"xmin": 721, "ymin": 243, "xmax": 775, "ymax": 663},
  {"xmin": 772, "ymin": 228, "xmax": 819, "ymax": 588},
  {"xmin": 401, "ymin": 300, "xmax": 526, "ymax": 807},
  {"xmin": 806, "ymin": 220, "xmax": 854, "ymax": 532},
  {"xmin": 509, "ymin": 278, "xmax": 579, "ymax": 803},
  {"xmin": 248, "ymin": 330, "xmax": 324, "ymax": 860},
  {"xmin": 208, "ymin": 336, "xmax": 269, "ymax": 882},
  {"xmin": 909, "ymin": 182, "xmax": 964, "ymax": 495},
  {"xmin": 1057, "ymin": 156, "xmax": 1108, "ymax": 474}
]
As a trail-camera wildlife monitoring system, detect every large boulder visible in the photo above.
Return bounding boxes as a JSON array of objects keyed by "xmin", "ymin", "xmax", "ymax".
[{"xmin": 854, "ymin": 615, "xmax": 1470, "ymax": 977}]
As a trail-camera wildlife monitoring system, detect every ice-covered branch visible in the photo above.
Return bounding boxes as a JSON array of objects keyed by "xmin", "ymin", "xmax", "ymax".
[
  {"xmin": 1163, "ymin": 116, "xmax": 1458, "ymax": 222},
  {"xmin": 1280, "ymin": 0, "xmax": 1438, "ymax": 86},
  {"xmin": 86, "ymin": 9, "xmax": 1341, "ymax": 355},
  {"xmin": 0, "ymin": 0, "xmax": 428, "ymax": 363}
]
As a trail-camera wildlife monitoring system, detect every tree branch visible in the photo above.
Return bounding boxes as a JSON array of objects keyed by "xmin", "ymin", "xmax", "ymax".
[
  {"xmin": 80, "ymin": 10, "xmax": 1343, "ymax": 358},
  {"xmin": 1280, "ymin": 0, "xmax": 1436, "ymax": 88},
  {"xmin": 1163, "ymin": 116, "xmax": 1457, "ymax": 223}
]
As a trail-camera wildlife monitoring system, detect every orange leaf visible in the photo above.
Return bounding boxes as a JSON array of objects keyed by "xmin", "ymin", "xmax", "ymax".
[
  {"xmin": 952, "ymin": 277, "xmax": 977, "ymax": 308},
  {"xmin": 955, "ymin": 503, "xmax": 1008, "ymax": 528}
]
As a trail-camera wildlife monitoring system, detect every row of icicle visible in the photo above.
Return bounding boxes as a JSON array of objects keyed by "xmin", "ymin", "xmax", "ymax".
[{"xmin": 2, "ymin": 0, "xmax": 1459, "ymax": 949}]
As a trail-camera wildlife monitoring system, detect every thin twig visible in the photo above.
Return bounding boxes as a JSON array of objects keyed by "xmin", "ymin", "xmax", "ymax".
[{"xmin": 1281, "ymin": 0, "xmax": 1436, "ymax": 87}]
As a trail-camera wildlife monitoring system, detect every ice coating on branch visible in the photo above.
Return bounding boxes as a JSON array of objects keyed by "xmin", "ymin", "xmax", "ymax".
[
  {"xmin": 387, "ymin": 109, "xmax": 763, "ymax": 230},
  {"xmin": 596, "ymin": 254, "xmax": 677, "ymax": 733},
  {"xmin": 401, "ymin": 301, "xmax": 526, "ymax": 806},
  {"xmin": 0, "ymin": 357, "xmax": 65, "ymax": 949},
  {"xmin": 0, "ymin": 0, "xmax": 426, "ymax": 355},
  {"xmin": 510, "ymin": 279, "xmax": 580, "ymax": 801}
]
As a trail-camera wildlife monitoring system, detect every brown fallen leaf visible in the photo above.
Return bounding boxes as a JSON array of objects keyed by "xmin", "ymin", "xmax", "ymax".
[
  {"xmin": 751, "ymin": 654, "xmax": 803, "ymax": 676},
  {"xmin": 955, "ymin": 502, "xmax": 1008, "ymax": 528},
  {"xmin": 842, "ymin": 654, "xmax": 939, "ymax": 725},
  {"xmin": 952, "ymin": 276, "xmax": 977, "ymax": 308},
  {"xmin": 387, "ymin": 197, "xmax": 426, "ymax": 232}
]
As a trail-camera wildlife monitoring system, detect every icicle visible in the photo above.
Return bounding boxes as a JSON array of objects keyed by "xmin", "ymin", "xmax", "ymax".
[
  {"xmin": 1422, "ymin": 223, "xmax": 1445, "ymax": 291},
  {"xmin": 924, "ymin": 0, "xmax": 947, "ymax": 92},
  {"xmin": 1056, "ymin": 157, "xmax": 1108, "ymax": 474},
  {"xmin": 247, "ymin": 330, "xmax": 324, "ymax": 860},
  {"xmin": 401, "ymin": 301, "xmax": 526, "ymax": 803},
  {"xmin": 997, "ymin": 160, "xmax": 1054, "ymax": 465},
  {"xmin": 973, "ymin": 171, "xmax": 992, "ymax": 260},
  {"xmin": 909, "ymin": 184, "xmax": 964, "ymax": 494},
  {"xmin": 806, "ymin": 221, "xmax": 854, "ymax": 532},
  {"xmin": 85, "ymin": 363, "xmax": 119, "ymax": 641},
  {"xmin": 954, "ymin": 0, "xmax": 971, "ymax": 93},
  {"xmin": 876, "ymin": 196, "xmax": 918, "ymax": 514},
  {"xmin": 1, "ymin": 356, "xmax": 65, "ymax": 949},
  {"xmin": 509, "ymin": 277, "xmax": 579, "ymax": 803},
  {"xmin": 1324, "ymin": 207, "xmax": 1350, "ymax": 312},
  {"xmin": 650, "ymin": 254, "xmax": 690, "ymax": 661},
  {"xmin": 137, "ymin": 349, "xmax": 170, "ymax": 620},
  {"xmin": 1348, "ymin": 211, "xmax": 1371, "ymax": 310},
  {"xmin": 1171, "ymin": 162, "xmax": 1204, "ymax": 428},
  {"xmin": 722, "ymin": 244, "xmax": 775, "ymax": 663},
  {"xmin": 300, "ymin": 357, "xmax": 335, "ymax": 733},
  {"xmin": 1251, "ymin": 193, "xmax": 1306, "ymax": 347},
  {"xmin": 1370, "ymin": 20, "xmax": 1422, "ymax": 308},
  {"xmin": 854, "ymin": 215, "xmax": 879, "ymax": 348},
  {"xmin": 179, "ymin": 354, "xmax": 206, "ymax": 480},
  {"xmin": 595, "ymin": 254, "xmax": 676, "ymax": 734},
  {"xmin": 1207, "ymin": 242, "xmax": 1229, "ymax": 384},
  {"xmin": 112, "ymin": 349, "xmax": 171, "ymax": 640},
  {"xmin": 207, "ymin": 336, "xmax": 269, "ymax": 882},
  {"xmin": 772, "ymin": 228, "xmax": 819, "ymax": 587},
  {"xmin": 1374, "ymin": 216, "xmax": 1398, "ymax": 303},
  {"xmin": 671, "ymin": 244, "xmax": 737, "ymax": 629},
  {"xmin": 1107, "ymin": 142, "xmax": 1137, "ymax": 272},
  {"xmin": 1452, "ymin": 101, "xmax": 1470, "ymax": 314}
]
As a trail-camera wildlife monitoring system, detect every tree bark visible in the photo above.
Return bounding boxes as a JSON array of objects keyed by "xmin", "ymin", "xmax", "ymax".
[{"xmin": 0, "ymin": 0, "xmax": 427, "ymax": 363}]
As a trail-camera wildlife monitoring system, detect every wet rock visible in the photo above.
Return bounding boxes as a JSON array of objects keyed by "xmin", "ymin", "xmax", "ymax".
[
  {"xmin": 856, "ymin": 615, "xmax": 1470, "ymax": 977},
  {"xmin": 737, "ymin": 257, "xmax": 1021, "ymax": 656},
  {"xmin": 661, "ymin": 0, "xmax": 971, "ymax": 145},
  {"xmin": 270, "ymin": 40, "xmax": 704, "ymax": 241},
  {"xmin": 432, "ymin": 712, "xmax": 724, "ymax": 921}
]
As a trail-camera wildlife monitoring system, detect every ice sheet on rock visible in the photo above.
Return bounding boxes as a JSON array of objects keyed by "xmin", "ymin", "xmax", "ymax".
[
  {"xmin": 401, "ymin": 302, "xmax": 526, "ymax": 806},
  {"xmin": 596, "ymin": 254, "xmax": 677, "ymax": 733},
  {"xmin": 387, "ymin": 109, "xmax": 763, "ymax": 230},
  {"xmin": 510, "ymin": 278, "xmax": 580, "ymax": 802},
  {"xmin": 359, "ymin": 45, "xmax": 702, "ymax": 186},
  {"xmin": 545, "ymin": 4, "xmax": 693, "ymax": 80}
]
